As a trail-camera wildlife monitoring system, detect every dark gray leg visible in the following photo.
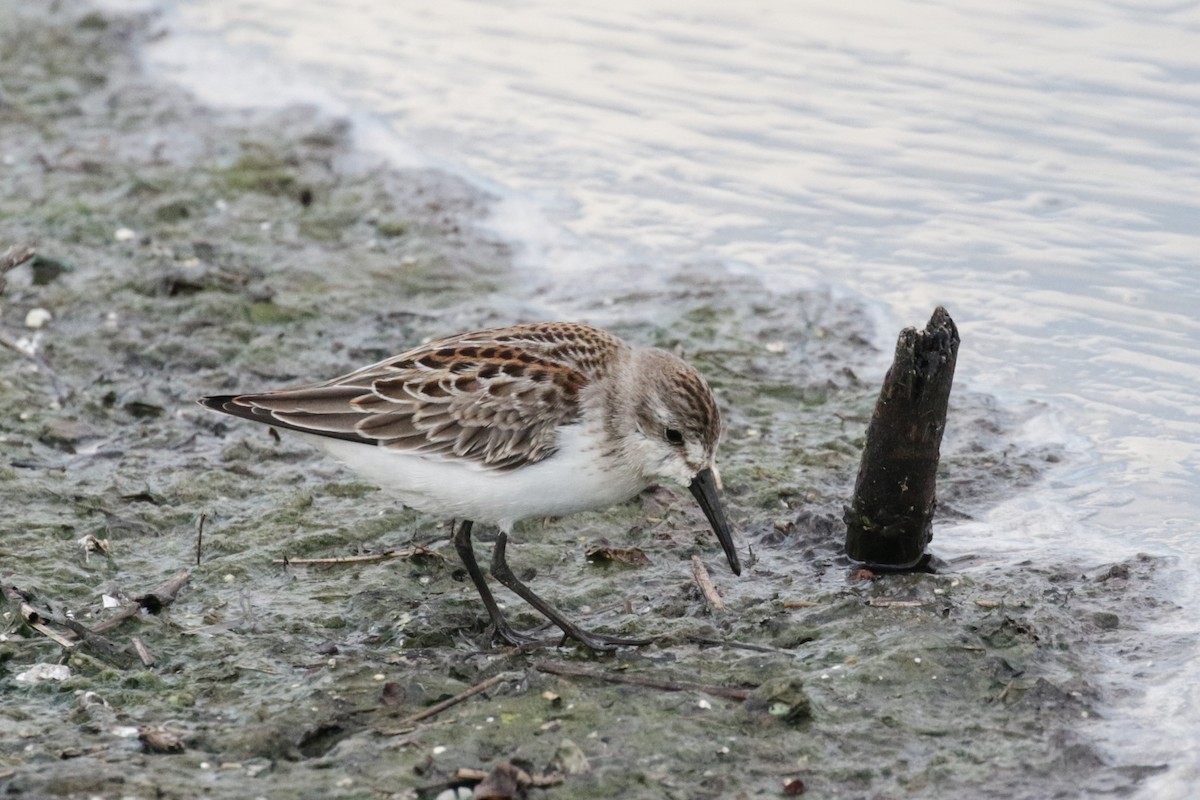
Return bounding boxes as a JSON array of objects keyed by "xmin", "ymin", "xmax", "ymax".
[
  {"xmin": 452, "ymin": 520, "xmax": 542, "ymax": 647},
  {"xmin": 489, "ymin": 531, "xmax": 653, "ymax": 651}
]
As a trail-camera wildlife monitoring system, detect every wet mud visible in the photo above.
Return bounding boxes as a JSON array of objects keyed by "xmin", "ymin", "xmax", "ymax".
[{"xmin": 0, "ymin": 3, "xmax": 1178, "ymax": 798}]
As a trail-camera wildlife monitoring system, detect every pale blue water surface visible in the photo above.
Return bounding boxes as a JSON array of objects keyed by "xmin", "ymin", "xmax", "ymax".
[{"xmin": 102, "ymin": 0, "xmax": 1200, "ymax": 794}]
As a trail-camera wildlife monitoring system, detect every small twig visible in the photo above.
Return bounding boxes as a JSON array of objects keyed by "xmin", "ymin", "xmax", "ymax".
[
  {"xmin": 138, "ymin": 569, "xmax": 191, "ymax": 611},
  {"xmin": 30, "ymin": 621, "xmax": 77, "ymax": 648},
  {"xmin": 536, "ymin": 661, "xmax": 752, "ymax": 701},
  {"xmin": 397, "ymin": 672, "xmax": 517, "ymax": 726},
  {"xmin": 17, "ymin": 602, "xmax": 43, "ymax": 624},
  {"xmin": 690, "ymin": 556, "xmax": 725, "ymax": 611},
  {"xmin": 867, "ymin": 599, "xmax": 925, "ymax": 608},
  {"xmin": 376, "ymin": 726, "xmax": 418, "ymax": 738},
  {"xmin": 91, "ymin": 605, "xmax": 142, "ymax": 634},
  {"xmin": 131, "ymin": 636, "xmax": 154, "ymax": 666},
  {"xmin": 196, "ymin": 512, "xmax": 206, "ymax": 567},
  {"xmin": 274, "ymin": 546, "xmax": 444, "ymax": 566},
  {"xmin": 782, "ymin": 600, "xmax": 818, "ymax": 608},
  {"xmin": 91, "ymin": 568, "xmax": 190, "ymax": 633},
  {"xmin": 2, "ymin": 585, "xmax": 76, "ymax": 647},
  {"xmin": 685, "ymin": 635, "xmax": 792, "ymax": 655}
]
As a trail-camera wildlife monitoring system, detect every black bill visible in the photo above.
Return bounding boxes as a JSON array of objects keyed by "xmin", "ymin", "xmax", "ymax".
[{"xmin": 689, "ymin": 467, "xmax": 741, "ymax": 576}]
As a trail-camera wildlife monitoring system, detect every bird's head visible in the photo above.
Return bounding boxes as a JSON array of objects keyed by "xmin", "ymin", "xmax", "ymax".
[{"xmin": 614, "ymin": 347, "xmax": 741, "ymax": 576}]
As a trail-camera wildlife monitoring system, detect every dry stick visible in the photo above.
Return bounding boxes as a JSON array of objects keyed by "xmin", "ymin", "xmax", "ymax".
[
  {"xmin": 30, "ymin": 621, "xmax": 77, "ymax": 648},
  {"xmin": 275, "ymin": 546, "xmax": 445, "ymax": 566},
  {"xmin": 90, "ymin": 568, "xmax": 191, "ymax": 634},
  {"xmin": 397, "ymin": 672, "xmax": 518, "ymax": 726},
  {"xmin": 5, "ymin": 586, "xmax": 138, "ymax": 664},
  {"xmin": 137, "ymin": 568, "xmax": 192, "ymax": 612},
  {"xmin": 690, "ymin": 556, "xmax": 725, "ymax": 611},
  {"xmin": 131, "ymin": 636, "xmax": 154, "ymax": 667},
  {"xmin": 536, "ymin": 661, "xmax": 752, "ymax": 701},
  {"xmin": 196, "ymin": 512, "xmax": 206, "ymax": 567},
  {"xmin": 867, "ymin": 599, "xmax": 925, "ymax": 608},
  {"xmin": 684, "ymin": 635, "xmax": 793, "ymax": 655},
  {"xmin": 6, "ymin": 587, "xmax": 134, "ymax": 666},
  {"xmin": 2, "ymin": 585, "xmax": 75, "ymax": 647}
]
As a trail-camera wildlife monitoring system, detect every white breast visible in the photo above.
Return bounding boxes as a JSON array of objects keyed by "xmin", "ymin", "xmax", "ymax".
[{"xmin": 296, "ymin": 421, "xmax": 649, "ymax": 532}]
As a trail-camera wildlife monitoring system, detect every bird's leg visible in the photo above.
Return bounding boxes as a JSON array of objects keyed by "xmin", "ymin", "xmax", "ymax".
[
  {"xmin": 489, "ymin": 531, "xmax": 653, "ymax": 651},
  {"xmin": 451, "ymin": 520, "xmax": 543, "ymax": 647}
]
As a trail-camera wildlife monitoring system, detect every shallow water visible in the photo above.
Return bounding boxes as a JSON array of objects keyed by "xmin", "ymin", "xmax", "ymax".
[{"xmin": 101, "ymin": 0, "xmax": 1200, "ymax": 792}]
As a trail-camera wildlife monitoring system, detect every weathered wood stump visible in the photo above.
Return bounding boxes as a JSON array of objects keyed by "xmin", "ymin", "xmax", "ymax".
[{"xmin": 844, "ymin": 306, "xmax": 959, "ymax": 568}]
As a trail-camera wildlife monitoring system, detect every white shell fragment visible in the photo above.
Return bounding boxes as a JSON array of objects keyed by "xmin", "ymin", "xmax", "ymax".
[
  {"xmin": 16, "ymin": 663, "xmax": 72, "ymax": 684},
  {"xmin": 24, "ymin": 308, "xmax": 52, "ymax": 329}
]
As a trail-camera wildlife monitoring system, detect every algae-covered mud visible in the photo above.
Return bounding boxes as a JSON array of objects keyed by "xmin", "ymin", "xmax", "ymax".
[{"xmin": 0, "ymin": 3, "xmax": 1178, "ymax": 798}]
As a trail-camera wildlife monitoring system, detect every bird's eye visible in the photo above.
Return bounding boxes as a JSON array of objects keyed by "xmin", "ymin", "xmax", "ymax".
[{"xmin": 664, "ymin": 428, "xmax": 685, "ymax": 445}]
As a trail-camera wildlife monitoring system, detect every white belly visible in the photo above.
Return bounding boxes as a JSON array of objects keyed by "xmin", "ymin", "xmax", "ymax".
[{"xmin": 296, "ymin": 422, "xmax": 649, "ymax": 532}]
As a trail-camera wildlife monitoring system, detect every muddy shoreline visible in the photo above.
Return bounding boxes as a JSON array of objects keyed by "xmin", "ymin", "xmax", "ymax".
[{"xmin": 0, "ymin": 2, "xmax": 1178, "ymax": 798}]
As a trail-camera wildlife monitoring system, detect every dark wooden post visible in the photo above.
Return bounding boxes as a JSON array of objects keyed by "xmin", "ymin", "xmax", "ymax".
[{"xmin": 844, "ymin": 307, "xmax": 959, "ymax": 568}]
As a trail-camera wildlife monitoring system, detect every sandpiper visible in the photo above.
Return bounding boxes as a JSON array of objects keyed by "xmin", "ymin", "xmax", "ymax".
[{"xmin": 199, "ymin": 321, "xmax": 740, "ymax": 650}]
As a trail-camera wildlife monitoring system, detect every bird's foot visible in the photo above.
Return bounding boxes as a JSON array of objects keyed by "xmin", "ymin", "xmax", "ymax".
[
  {"xmin": 485, "ymin": 618, "xmax": 550, "ymax": 649},
  {"xmin": 554, "ymin": 625, "xmax": 655, "ymax": 652}
]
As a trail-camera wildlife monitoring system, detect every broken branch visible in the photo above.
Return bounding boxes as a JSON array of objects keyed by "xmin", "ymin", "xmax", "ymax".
[
  {"xmin": 690, "ymin": 556, "xmax": 725, "ymax": 611},
  {"xmin": 397, "ymin": 672, "xmax": 518, "ymax": 726}
]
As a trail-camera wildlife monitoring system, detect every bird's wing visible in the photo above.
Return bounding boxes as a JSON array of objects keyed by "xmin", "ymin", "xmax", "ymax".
[{"xmin": 200, "ymin": 322, "xmax": 621, "ymax": 471}]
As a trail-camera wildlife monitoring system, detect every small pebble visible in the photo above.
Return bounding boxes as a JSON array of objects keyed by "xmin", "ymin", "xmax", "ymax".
[
  {"xmin": 114, "ymin": 227, "xmax": 137, "ymax": 242},
  {"xmin": 24, "ymin": 308, "xmax": 52, "ymax": 329}
]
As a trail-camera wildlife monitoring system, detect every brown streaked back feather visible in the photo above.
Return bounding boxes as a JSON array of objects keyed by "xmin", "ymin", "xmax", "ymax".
[{"xmin": 199, "ymin": 322, "xmax": 627, "ymax": 471}]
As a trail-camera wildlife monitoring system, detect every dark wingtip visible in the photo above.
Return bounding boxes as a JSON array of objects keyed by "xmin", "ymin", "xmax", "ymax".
[
  {"xmin": 196, "ymin": 394, "xmax": 271, "ymax": 426},
  {"xmin": 198, "ymin": 395, "xmax": 236, "ymax": 411},
  {"xmin": 196, "ymin": 392, "xmax": 374, "ymax": 445}
]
